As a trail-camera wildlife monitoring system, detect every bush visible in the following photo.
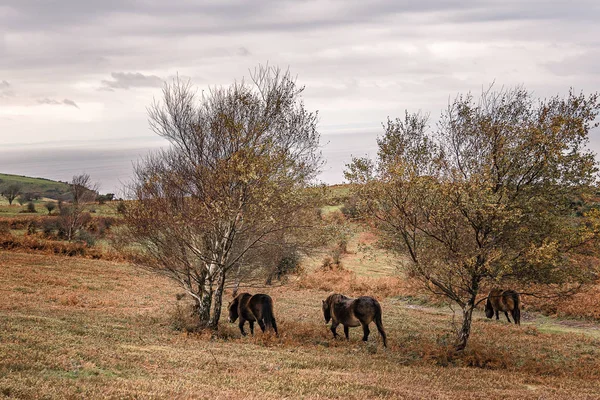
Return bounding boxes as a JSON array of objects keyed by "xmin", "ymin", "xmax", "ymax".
[
  {"xmin": 42, "ymin": 219, "xmax": 58, "ymax": 237},
  {"xmin": 116, "ymin": 201, "xmax": 127, "ymax": 214},
  {"xmin": 44, "ymin": 201, "xmax": 57, "ymax": 215},
  {"xmin": 340, "ymin": 196, "xmax": 361, "ymax": 219},
  {"xmin": 76, "ymin": 230, "xmax": 96, "ymax": 246},
  {"xmin": 169, "ymin": 300, "xmax": 200, "ymax": 332},
  {"xmin": 25, "ymin": 202, "xmax": 37, "ymax": 213},
  {"xmin": 266, "ymin": 250, "xmax": 302, "ymax": 284},
  {"xmin": 26, "ymin": 222, "xmax": 37, "ymax": 235}
]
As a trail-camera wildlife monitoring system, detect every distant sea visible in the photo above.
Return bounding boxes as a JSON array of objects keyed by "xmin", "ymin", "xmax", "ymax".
[{"xmin": 0, "ymin": 131, "xmax": 380, "ymax": 196}]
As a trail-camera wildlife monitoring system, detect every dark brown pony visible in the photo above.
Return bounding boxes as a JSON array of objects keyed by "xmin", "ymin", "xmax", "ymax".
[
  {"xmin": 485, "ymin": 288, "xmax": 521, "ymax": 325},
  {"xmin": 322, "ymin": 293, "xmax": 387, "ymax": 347},
  {"xmin": 228, "ymin": 293, "xmax": 278, "ymax": 336}
]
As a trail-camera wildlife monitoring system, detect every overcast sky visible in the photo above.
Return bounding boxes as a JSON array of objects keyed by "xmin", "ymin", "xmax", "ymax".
[{"xmin": 1, "ymin": 0, "xmax": 599, "ymax": 194}]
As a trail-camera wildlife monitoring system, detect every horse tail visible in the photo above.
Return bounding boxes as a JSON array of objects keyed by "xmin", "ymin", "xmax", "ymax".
[
  {"xmin": 261, "ymin": 296, "xmax": 277, "ymax": 334},
  {"xmin": 374, "ymin": 300, "xmax": 387, "ymax": 347},
  {"xmin": 511, "ymin": 291, "xmax": 521, "ymax": 325}
]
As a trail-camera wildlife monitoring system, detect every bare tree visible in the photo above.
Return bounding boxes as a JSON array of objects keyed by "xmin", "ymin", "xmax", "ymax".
[
  {"xmin": 124, "ymin": 65, "xmax": 322, "ymax": 329},
  {"xmin": 346, "ymin": 87, "xmax": 600, "ymax": 351},
  {"xmin": 60, "ymin": 174, "xmax": 99, "ymax": 241}
]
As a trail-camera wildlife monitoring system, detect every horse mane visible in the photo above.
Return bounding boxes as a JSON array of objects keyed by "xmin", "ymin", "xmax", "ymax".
[{"xmin": 325, "ymin": 293, "xmax": 347, "ymax": 306}]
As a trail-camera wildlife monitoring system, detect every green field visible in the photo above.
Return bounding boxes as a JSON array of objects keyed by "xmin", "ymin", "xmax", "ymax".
[{"xmin": 0, "ymin": 173, "xmax": 70, "ymax": 201}]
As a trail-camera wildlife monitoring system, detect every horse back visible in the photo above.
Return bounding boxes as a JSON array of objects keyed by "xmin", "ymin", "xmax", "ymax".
[
  {"xmin": 502, "ymin": 290, "xmax": 520, "ymax": 311},
  {"xmin": 332, "ymin": 298, "xmax": 361, "ymax": 327},
  {"xmin": 488, "ymin": 288, "xmax": 505, "ymax": 310},
  {"xmin": 331, "ymin": 295, "xmax": 379, "ymax": 327},
  {"xmin": 353, "ymin": 296, "xmax": 381, "ymax": 324},
  {"xmin": 489, "ymin": 289, "xmax": 519, "ymax": 312},
  {"xmin": 247, "ymin": 293, "xmax": 273, "ymax": 321}
]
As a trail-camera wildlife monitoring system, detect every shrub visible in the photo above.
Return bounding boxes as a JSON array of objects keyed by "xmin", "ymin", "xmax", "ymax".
[
  {"xmin": 42, "ymin": 219, "xmax": 58, "ymax": 237},
  {"xmin": 25, "ymin": 202, "xmax": 37, "ymax": 213},
  {"xmin": 26, "ymin": 222, "xmax": 37, "ymax": 235},
  {"xmin": 0, "ymin": 221, "xmax": 9, "ymax": 234},
  {"xmin": 265, "ymin": 250, "xmax": 302, "ymax": 285},
  {"xmin": 169, "ymin": 300, "xmax": 200, "ymax": 332},
  {"xmin": 116, "ymin": 201, "xmax": 126, "ymax": 214},
  {"xmin": 76, "ymin": 230, "xmax": 96, "ymax": 246},
  {"xmin": 340, "ymin": 196, "xmax": 361, "ymax": 219},
  {"xmin": 44, "ymin": 201, "xmax": 57, "ymax": 215}
]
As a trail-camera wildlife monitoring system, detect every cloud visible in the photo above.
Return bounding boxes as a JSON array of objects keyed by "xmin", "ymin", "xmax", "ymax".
[
  {"xmin": 37, "ymin": 98, "xmax": 80, "ymax": 108},
  {"xmin": 1, "ymin": 0, "xmax": 599, "ymax": 186},
  {"xmin": 0, "ymin": 80, "xmax": 15, "ymax": 98},
  {"xmin": 237, "ymin": 47, "xmax": 251, "ymax": 57},
  {"xmin": 100, "ymin": 72, "xmax": 164, "ymax": 91},
  {"xmin": 62, "ymin": 99, "xmax": 80, "ymax": 108}
]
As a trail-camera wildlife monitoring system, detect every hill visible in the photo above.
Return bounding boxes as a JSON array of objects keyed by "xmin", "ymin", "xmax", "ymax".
[{"xmin": 0, "ymin": 173, "xmax": 70, "ymax": 201}]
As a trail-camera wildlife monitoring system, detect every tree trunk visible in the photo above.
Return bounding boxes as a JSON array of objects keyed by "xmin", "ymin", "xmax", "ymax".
[
  {"xmin": 455, "ymin": 272, "xmax": 482, "ymax": 351},
  {"xmin": 208, "ymin": 270, "xmax": 227, "ymax": 330},
  {"xmin": 195, "ymin": 276, "xmax": 213, "ymax": 327},
  {"xmin": 455, "ymin": 304, "xmax": 475, "ymax": 351}
]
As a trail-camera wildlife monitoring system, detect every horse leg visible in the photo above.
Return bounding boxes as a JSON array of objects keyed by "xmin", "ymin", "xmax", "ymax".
[
  {"xmin": 361, "ymin": 323, "xmax": 370, "ymax": 342},
  {"xmin": 271, "ymin": 317, "xmax": 278, "ymax": 336},
  {"xmin": 238, "ymin": 318, "xmax": 247, "ymax": 336},
  {"xmin": 495, "ymin": 310, "xmax": 500, "ymax": 320},
  {"xmin": 330, "ymin": 322, "xmax": 339, "ymax": 338},
  {"xmin": 343, "ymin": 325, "xmax": 349, "ymax": 340},
  {"xmin": 504, "ymin": 311, "xmax": 512, "ymax": 323},
  {"xmin": 374, "ymin": 312, "xmax": 387, "ymax": 348},
  {"xmin": 257, "ymin": 319, "xmax": 266, "ymax": 333},
  {"xmin": 249, "ymin": 320, "xmax": 255, "ymax": 335},
  {"xmin": 512, "ymin": 308, "xmax": 521, "ymax": 325}
]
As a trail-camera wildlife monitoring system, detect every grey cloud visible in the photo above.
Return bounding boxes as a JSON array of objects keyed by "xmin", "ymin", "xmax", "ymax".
[
  {"xmin": 37, "ymin": 98, "xmax": 62, "ymax": 105},
  {"xmin": 237, "ymin": 47, "xmax": 251, "ymax": 57},
  {"xmin": 62, "ymin": 99, "xmax": 79, "ymax": 108},
  {"xmin": 0, "ymin": 80, "xmax": 15, "ymax": 97},
  {"xmin": 37, "ymin": 98, "xmax": 80, "ymax": 108},
  {"xmin": 100, "ymin": 72, "xmax": 164, "ymax": 90}
]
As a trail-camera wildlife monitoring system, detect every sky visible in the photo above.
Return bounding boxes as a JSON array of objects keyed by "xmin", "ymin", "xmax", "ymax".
[{"xmin": 1, "ymin": 0, "xmax": 599, "ymax": 194}]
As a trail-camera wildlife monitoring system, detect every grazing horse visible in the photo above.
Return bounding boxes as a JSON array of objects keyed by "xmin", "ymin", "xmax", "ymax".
[
  {"xmin": 321, "ymin": 293, "xmax": 387, "ymax": 347},
  {"xmin": 485, "ymin": 288, "xmax": 521, "ymax": 325},
  {"xmin": 228, "ymin": 292, "xmax": 278, "ymax": 336}
]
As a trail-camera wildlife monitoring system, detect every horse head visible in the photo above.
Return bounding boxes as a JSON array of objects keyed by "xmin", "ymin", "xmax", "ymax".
[
  {"xmin": 484, "ymin": 299, "xmax": 494, "ymax": 319},
  {"xmin": 228, "ymin": 297, "xmax": 239, "ymax": 323},
  {"xmin": 322, "ymin": 299, "xmax": 331, "ymax": 323}
]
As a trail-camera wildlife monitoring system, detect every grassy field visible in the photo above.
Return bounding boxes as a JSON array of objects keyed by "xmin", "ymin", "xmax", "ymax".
[
  {"xmin": 0, "ymin": 173, "xmax": 70, "ymax": 201},
  {"xmin": 0, "ymin": 200, "xmax": 121, "ymax": 217},
  {"xmin": 2, "ymin": 249, "xmax": 600, "ymax": 399}
]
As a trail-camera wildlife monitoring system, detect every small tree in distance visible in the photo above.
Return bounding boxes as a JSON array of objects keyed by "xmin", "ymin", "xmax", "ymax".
[
  {"xmin": 124, "ymin": 65, "xmax": 322, "ymax": 330},
  {"xmin": 346, "ymin": 86, "xmax": 600, "ymax": 351},
  {"xmin": 1, "ymin": 183, "xmax": 21, "ymax": 205},
  {"xmin": 45, "ymin": 201, "xmax": 56, "ymax": 215},
  {"xmin": 60, "ymin": 174, "xmax": 99, "ymax": 241}
]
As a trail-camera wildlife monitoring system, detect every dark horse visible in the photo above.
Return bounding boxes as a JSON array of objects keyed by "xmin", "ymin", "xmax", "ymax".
[
  {"xmin": 228, "ymin": 293, "xmax": 278, "ymax": 336},
  {"xmin": 322, "ymin": 293, "xmax": 387, "ymax": 347},
  {"xmin": 485, "ymin": 288, "xmax": 521, "ymax": 325}
]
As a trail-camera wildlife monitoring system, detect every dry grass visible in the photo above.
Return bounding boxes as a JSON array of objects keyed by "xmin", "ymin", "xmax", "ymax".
[
  {"xmin": 0, "ymin": 233, "xmax": 124, "ymax": 260},
  {"xmin": 2, "ymin": 252, "xmax": 600, "ymax": 399}
]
